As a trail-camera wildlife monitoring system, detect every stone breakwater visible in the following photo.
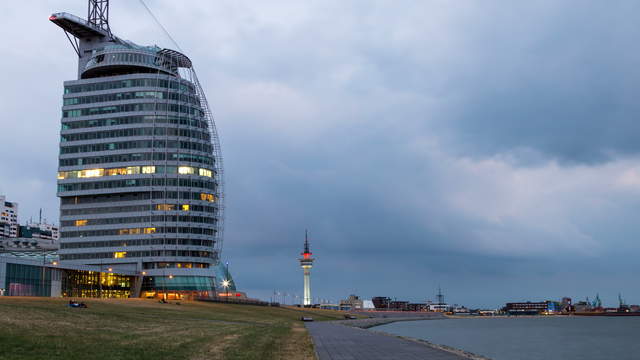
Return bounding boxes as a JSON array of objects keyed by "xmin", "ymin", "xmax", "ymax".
[{"xmin": 336, "ymin": 313, "xmax": 446, "ymax": 329}]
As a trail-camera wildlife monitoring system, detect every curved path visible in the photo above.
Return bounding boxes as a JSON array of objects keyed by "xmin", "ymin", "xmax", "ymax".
[{"xmin": 306, "ymin": 320, "xmax": 467, "ymax": 360}]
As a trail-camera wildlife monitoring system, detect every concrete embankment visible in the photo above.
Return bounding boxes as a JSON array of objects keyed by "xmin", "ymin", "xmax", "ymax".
[{"xmin": 306, "ymin": 312, "xmax": 492, "ymax": 360}]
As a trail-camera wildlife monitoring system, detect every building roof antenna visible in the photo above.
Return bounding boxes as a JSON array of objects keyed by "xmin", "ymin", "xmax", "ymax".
[{"xmin": 88, "ymin": 0, "xmax": 112, "ymax": 37}]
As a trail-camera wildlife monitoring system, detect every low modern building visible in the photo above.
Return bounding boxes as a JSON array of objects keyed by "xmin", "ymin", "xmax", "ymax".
[
  {"xmin": 0, "ymin": 195, "xmax": 19, "ymax": 238},
  {"xmin": 504, "ymin": 301, "xmax": 559, "ymax": 315},
  {"xmin": 0, "ymin": 251, "xmax": 137, "ymax": 298}
]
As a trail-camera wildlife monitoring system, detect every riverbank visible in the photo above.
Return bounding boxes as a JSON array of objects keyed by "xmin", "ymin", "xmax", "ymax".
[{"xmin": 306, "ymin": 314, "xmax": 492, "ymax": 360}]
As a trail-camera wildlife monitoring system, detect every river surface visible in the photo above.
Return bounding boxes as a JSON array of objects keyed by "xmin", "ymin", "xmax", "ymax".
[{"xmin": 374, "ymin": 316, "xmax": 640, "ymax": 360}]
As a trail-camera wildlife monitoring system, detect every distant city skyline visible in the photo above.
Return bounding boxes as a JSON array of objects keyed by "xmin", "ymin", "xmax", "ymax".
[{"xmin": 1, "ymin": 0, "xmax": 640, "ymax": 307}]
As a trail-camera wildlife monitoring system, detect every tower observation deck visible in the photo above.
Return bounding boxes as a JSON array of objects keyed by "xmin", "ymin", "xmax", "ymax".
[
  {"xmin": 299, "ymin": 230, "xmax": 314, "ymax": 306},
  {"xmin": 50, "ymin": 1, "xmax": 224, "ymax": 300}
]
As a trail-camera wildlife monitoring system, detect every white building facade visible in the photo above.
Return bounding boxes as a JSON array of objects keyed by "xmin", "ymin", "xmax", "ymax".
[{"xmin": 0, "ymin": 195, "xmax": 19, "ymax": 238}]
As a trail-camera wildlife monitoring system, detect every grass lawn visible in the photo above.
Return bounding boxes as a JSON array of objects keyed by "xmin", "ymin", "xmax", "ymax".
[{"xmin": 0, "ymin": 297, "xmax": 347, "ymax": 360}]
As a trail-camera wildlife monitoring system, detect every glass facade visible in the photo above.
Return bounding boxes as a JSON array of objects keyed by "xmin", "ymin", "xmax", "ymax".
[
  {"xmin": 62, "ymin": 115, "xmax": 207, "ymax": 131},
  {"xmin": 61, "ymin": 270, "xmax": 133, "ymax": 298},
  {"xmin": 60, "ymin": 139, "xmax": 212, "ymax": 154},
  {"xmin": 4, "ymin": 263, "xmax": 53, "ymax": 297},
  {"xmin": 59, "ymin": 152, "xmax": 215, "ymax": 167},
  {"xmin": 141, "ymin": 276, "xmax": 215, "ymax": 300}
]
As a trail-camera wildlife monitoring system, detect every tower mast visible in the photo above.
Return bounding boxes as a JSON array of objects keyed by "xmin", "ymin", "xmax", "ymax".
[
  {"xmin": 299, "ymin": 230, "xmax": 315, "ymax": 306},
  {"xmin": 88, "ymin": 0, "xmax": 111, "ymax": 35}
]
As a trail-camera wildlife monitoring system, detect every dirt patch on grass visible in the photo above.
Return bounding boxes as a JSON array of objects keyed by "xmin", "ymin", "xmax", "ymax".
[
  {"xmin": 190, "ymin": 333, "xmax": 241, "ymax": 360},
  {"xmin": 274, "ymin": 323, "xmax": 316, "ymax": 360}
]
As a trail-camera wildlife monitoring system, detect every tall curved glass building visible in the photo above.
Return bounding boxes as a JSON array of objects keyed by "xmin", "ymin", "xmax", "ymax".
[{"xmin": 50, "ymin": 4, "xmax": 224, "ymax": 299}]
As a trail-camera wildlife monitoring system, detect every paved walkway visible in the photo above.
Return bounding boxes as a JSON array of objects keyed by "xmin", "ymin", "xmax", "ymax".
[{"xmin": 306, "ymin": 321, "xmax": 467, "ymax": 360}]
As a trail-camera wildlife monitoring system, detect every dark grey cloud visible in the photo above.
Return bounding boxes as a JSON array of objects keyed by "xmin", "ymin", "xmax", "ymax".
[{"xmin": 2, "ymin": 0, "xmax": 640, "ymax": 307}]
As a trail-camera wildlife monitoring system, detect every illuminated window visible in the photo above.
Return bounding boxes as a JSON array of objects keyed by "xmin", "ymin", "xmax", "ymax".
[
  {"xmin": 114, "ymin": 252, "xmax": 127, "ymax": 259},
  {"xmin": 144, "ymin": 227, "xmax": 156, "ymax": 234},
  {"xmin": 130, "ymin": 228, "xmax": 141, "ymax": 235},
  {"xmin": 75, "ymin": 220, "xmax": 88, "ymax": 227},
  {"xmin": 181, "ymin": 204, "xmax": 190, "ymax": 211},
  {"xmin": 156, "ymin": 204, "xmax": 175, "ymax": 211},
  {"xmin": 105, "ymin": 168, "xmax": 126, "ymax": 176},
  {"xmin": 200, "ymin": 193, "xmax": 215, "ymax": 202},
  {"xmin": 119, "ymin": 229, "xmax": 130, "ymax": 235},
  {"xmin": 199, "ymin": 168, "xmax": 212, "ymax": 177},
  {"xmin": 142, "ymin": 166, "xmax": 156, "ymax": 174},
  {"xmin": 79, "ymin": 169, "xmax": 104, "ymax": 178},
  {"xmin": 126, "ymin": 166, "xmax": 140, "ymax": 175},
  {"xmin": 178, "ymin": 166, "xmax": 195, "ymax": 175},
  {"xmin": 57, "ymin": 172, "xmax": 66, "ymax": 180}
]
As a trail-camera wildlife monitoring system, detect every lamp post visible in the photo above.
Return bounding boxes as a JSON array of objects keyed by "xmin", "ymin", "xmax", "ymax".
[
  {"xmin": 99, "ymin": 261, "xmax": 103, "ymax": 298},
  {"xmin": 221, "ymin": 280, "xmax": 230, "ymax": 302}
]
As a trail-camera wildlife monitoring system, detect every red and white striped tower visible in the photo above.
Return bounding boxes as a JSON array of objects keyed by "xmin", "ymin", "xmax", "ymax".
[{"xmin": 299, "ymin": 230, "xmax": 314, "ymax": 306}]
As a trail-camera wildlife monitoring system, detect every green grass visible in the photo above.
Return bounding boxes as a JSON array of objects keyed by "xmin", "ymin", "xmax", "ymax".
[{"xmin": 0, "ymin": 297, "xmax": 348, "ymax": 360}]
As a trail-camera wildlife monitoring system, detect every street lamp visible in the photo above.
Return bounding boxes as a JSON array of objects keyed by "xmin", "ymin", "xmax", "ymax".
[{"xmin": 221, "ymin": 279, "xmax": 230, "ymax": 301}]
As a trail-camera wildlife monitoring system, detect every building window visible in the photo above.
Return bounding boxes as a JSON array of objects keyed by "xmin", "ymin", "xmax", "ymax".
[
  {"xmin": 79, "ymin": 169, "xmax": 104, "ymax": 178},
  {"xmin": 114, "ymin": 252, "xmax": 127, "ymax": 259},
  {"xmin": 200, "ymin": 193, "xmax": 215, "ymax": 202},
  {"xmin": 144, "ymin": 227, "xmax": 156, "ymax": 234},
  {"xmin": 199, "ymin": 168, "xmax": 212, "ymax": 177},
  {"xmin": 181, "ymin": 204, "xmax": 190, "ymax": 211},
  {"xmin": 178, "ymin": 166, "xmax": 195, "ymax": 175},
  {"xmin": 142, "ymin": 166, "xmax": 156, "ymax": 174},
  {"xmin": 156, "ymin": 204, "xmax": 175, "ymax": 211},
  {"xmin": 75, "ymin": 220, "xmax": 88, "ymax": 227}
]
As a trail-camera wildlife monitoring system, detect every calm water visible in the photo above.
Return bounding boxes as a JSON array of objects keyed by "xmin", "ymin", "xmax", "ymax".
[{"xmin": 374, "ymin": 317, "xmax": 640, "ymax": 360}]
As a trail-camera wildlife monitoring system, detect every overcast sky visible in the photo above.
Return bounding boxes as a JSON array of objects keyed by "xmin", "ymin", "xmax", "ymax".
[{"xmin": 1, "ymin": 0, "xmax": 640, "ymax": 307}]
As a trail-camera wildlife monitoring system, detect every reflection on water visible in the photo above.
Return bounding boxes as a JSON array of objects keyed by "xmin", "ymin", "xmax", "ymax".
[{"xmin": 374, "ymin": 316, "xmax": 640, "ymax": 360}]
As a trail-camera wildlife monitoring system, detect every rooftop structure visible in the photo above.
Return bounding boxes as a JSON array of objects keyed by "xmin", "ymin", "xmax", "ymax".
[
  {"xmin": 51, "ymin": 0, "xmax": 224, "ymax": 300},
  {"xmin": 299, "ymin": 230, "xmax": 314, "ymax": 306}
]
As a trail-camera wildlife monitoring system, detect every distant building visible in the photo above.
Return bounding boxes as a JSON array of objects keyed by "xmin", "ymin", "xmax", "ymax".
[
  {"xmin": 20, "ymin": 222, "xmax": 60, "ymax": 243},
  {"xmin": 340, "ymin": 295, "xmax": 364, "ymax": 311},
  {"xmin": 429, "ymin": 303, "xmax": 450, "ymax": 312},
  {"xmin": 505, "ymin": 301, "xmax": 560, "ymax": 315},
  {"xmin": 407, "ymin": 303, "xmax": 429, "ymax": 312},
  {"xmin": 452, "ymin": 305, "xmax": 470, "ymax": 314},
  {"xmin": 390, "ymin": 301, "xmax": 409, "ymax": 311},
  {"xmin": 372, "ymin": 296, "xmax": 391, "ymax": 310},
  {"xmin": 0, "ymin": 195, "xmax": 19, "ymax": 238}
]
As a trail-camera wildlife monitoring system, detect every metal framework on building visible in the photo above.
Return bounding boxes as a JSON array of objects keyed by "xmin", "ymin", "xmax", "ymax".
[{"xmin": 88, "ymin": 0, "xmax": 110, "ymax": 34}]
